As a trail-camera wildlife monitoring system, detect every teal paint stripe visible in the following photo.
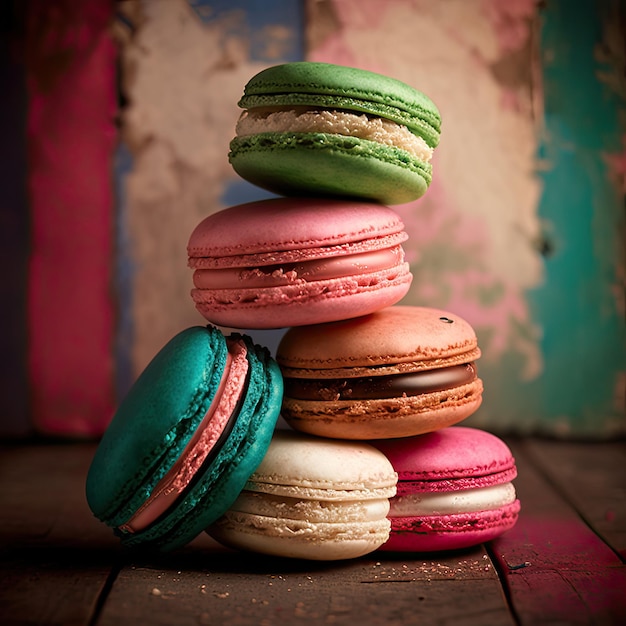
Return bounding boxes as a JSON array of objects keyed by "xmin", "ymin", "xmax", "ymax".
[{"xmin": 526, "ymin": 0, "xmax": 625, "ymax": 435}]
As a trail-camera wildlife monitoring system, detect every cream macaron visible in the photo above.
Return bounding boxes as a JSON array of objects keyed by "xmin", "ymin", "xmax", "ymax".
[{"xmin": 207, "ymin": 430, "xmax": 398, "ymax": 560}]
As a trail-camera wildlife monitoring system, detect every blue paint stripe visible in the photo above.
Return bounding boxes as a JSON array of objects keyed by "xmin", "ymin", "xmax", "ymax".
[
  {"xmin": 189, "ymin": 0, "xmax": 305, "ymax": 62},
  {"xmin": 190, "ymin": 0, "xmax": 306, "ymax": 213},
  {"xmin": 113, "ymin": 142, "xmax": 136, "ymax": 403}
]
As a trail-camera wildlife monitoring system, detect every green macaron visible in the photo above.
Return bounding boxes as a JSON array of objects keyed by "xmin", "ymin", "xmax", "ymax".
[
  {"xmin": 85, "ymin": 326, "xmax": 283, "ymax": 551},
  {"xmin": 229, "ymin": 62, "xmax": 441, "ymax": 205}
]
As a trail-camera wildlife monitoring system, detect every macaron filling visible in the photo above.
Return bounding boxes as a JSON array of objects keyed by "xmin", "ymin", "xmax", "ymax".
[
  {"xmin": 214, "ymin": 510, "xmax": 391, "ymax": 543},
  {"xmin": 117, "ymin": 338, "xmax": 250, "ymax": 534},
  {"xmin": 236, "ymin": 108, "xmax": 433, "ymax": 163},
  {"xmin": 389, "ymin": 483, "xmax": 517, "ymax": 517},
  {"xmin": 227, "ymin": 490, "xmax": 391, "ymax": 523},
  {"xmin": 284, "ymin": 363, "xmax": 477, "ymax": 401},
  {"xmin": 192, "ymin": 246, "xmax": 406, "ymax": 290}
]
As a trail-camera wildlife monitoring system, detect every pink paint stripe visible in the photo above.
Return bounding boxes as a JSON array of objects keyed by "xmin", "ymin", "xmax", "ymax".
[{"xmin": 27, "ymin": 1, "xmax": 116, "ymax": 437}]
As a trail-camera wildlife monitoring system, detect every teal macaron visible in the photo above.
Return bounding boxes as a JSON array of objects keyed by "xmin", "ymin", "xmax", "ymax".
[
  {"xmin": 229, "ymin": 62, "xmax": 441, "ymax": 205},
  {"xmin": 86, "ymin": 325, "xmax": 283, "ymax": 551}
]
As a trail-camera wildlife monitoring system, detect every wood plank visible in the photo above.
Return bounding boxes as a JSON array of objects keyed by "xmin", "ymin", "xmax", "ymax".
[
  {"xmin": 524, "ymin": 439, "xmax": 626, "ymax": 559},
  {"xmin": 0, "ymin": 444, "xmax": 117, "ymax": 546},
  {"xmin": 5, "ymin": 438, "xmax": 622, "ymax": 625},
  {"xmin": 0, "ymin": 444, "xmax": 514, "ymax": 626},
  {"xmin": 490, "ymin": 439, "xmax": 626, "ymax": 625},
  {"xmin": 97, "ymin": 540, "xmax": 514, "ymax": 626},
  {"xmin": 0, "ymin": 444, "xmax": 120, "ymax": 626}
]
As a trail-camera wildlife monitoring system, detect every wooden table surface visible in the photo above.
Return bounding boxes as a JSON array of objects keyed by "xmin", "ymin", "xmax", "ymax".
[{"xmin": 1, "ymin": 437, "xmax": 624, "ymax": 625}]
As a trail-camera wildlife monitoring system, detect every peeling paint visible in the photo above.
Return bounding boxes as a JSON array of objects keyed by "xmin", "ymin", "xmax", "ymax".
[
  {"xmin": 482, "ymin": 0, "xmax": 537, "ymax": 54},
  {"xmin": 523, "ymin": 0, "xmax": 626, "ymax": 436},
  {"xmin": 118, "ymin": 0, "xmax": 299, "ymax": 375},
  {"xmin": 307, "ymin": 0, "xmax": 543, "ymax": 397},
  {"xmin": 306, "ymin": 0, "xmax": 625, "ymax": 436},
  {"xmin": 114, "ymin": 0, "xmax": 624, "ymax": 435}
]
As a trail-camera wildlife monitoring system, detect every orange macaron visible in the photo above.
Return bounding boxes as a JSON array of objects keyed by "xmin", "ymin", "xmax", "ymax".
[{"xmin": 276, "ymin": 306, "xmax": 483, "ymax": 440}]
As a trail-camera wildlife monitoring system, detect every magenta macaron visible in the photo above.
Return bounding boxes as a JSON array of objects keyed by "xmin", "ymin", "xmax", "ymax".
[
  {"xmin": 187, "ymin": 198, "xmax": 412, "ymax": 329},
  {"xmin": 372, "ymin": 427, "xmax": 520, "ymax": 552}
]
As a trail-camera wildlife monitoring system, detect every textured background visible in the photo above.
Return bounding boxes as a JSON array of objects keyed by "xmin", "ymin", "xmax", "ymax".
[{"xmin": 1, "ymin": 0, "xmax": 624, "ymax": 438}]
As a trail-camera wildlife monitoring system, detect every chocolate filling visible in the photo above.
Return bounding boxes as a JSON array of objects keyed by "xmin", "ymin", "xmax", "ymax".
[{"xmin": 284, "ymin": 363, "xmax": 477, "ymax": 401}]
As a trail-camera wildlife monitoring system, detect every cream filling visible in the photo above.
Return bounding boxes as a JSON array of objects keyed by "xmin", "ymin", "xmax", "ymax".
[
  {"xmin": 193, "ymin": 247, "xmax": 404, "ymax": 290},
  {"xmin": 228, "ymin": 491, "xmax": 390, "ymax": 523},
  {"xmin": 118, "ymin": 339, "xmax": 249, "ymax": 534},
  {"xmin": 215, "ymin": 510, "xmax": 390, "ymax": 541},
  {"xmin": 389, "ymin": 483, "xmax": 517, "ymax": 517},
  {"xmin": 236, "ymin": 109, "xmax": 433, "ymax": 162}
]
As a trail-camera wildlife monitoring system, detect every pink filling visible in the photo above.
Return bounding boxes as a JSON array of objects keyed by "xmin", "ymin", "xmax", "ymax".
[
  {"xmin": 192, "ymin": 247, "xmax": 404, "ymax": 290},
  {"xmin": 118, "ymin": 338, "xmax": 249, "ymax": 534}
]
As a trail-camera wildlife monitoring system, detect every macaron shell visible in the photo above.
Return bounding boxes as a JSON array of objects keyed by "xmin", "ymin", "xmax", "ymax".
[
  {"xmin": 243, "ymin": 430, "xmax": 398, "ymax": 496},
  {"xmin": 229, "ymin": 134, "xmax": 430, "ymax": 205},
  {"xmin": 277, "ymin": 306, "xmax": 480, "ymax": 375},
  {"xmin": 120, "ymin": 336, "xmax": 283, "ymax": 550},
  {"xmin": 86, "ymin": 326, "xmax": 228, "ymax": 527},
  {"xmin": 372, "ymin": 427, "xmax": 517, "ymax": 484},
  {"xmin": 192, "ymin": 269, "xmax": 412, "ymax": 330},
  {"xmin": 281, "ymin": 379, "xmax": 483, "ymax": 440},
  {"xmin": 187, "ymin": 198, "xmax": 407, "ymax": 260},
  {"xmin": 380, "ymin": 501, "xmax": 521, "ymax": 553}
]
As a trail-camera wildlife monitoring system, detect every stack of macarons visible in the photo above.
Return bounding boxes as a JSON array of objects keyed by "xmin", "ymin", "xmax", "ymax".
[
  {"xmin": 187, "ymin": 61, "xmax": 441, "ymax": 330},
  {"xmin": 86, "ymin": 61, "xmax": 519, "ymax": 559},
  {"xmin": 189, "ymin": 61, "xmax": 519, "ymax": 557}
]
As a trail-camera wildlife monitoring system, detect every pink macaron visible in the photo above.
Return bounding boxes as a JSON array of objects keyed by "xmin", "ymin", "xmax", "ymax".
[
  {"xmin": 187, "ymin": 198, "xmax": 412, "ymax": 329},
  {"xmin": 372, "ymin": 427, "xmax": 520, "ymax": 552}
]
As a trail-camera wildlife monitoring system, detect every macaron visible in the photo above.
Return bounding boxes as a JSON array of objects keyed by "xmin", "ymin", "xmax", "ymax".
[
  {"xmin": 208, "ymin": 430, "xmax": 398, "ymax": 560},
  {"xmin": 187, "ymin": 198, "xmax": 412, "ymax": 330},
  {"xmin": 229, "ymin": 62, "xmax": 441, "ymax": 204},
  {"xmin": 276, "ymin": 306, "xmax": 483, "ymax": 439},
  {"xmin": 85, "ymin": 325, "xmax": 283, "ymax": 551},
  {"xmin": 372, "ymin": 427, "xmax": 520, "ymax": 552}
]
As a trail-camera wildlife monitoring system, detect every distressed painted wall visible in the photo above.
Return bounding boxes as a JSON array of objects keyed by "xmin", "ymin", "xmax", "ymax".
[
  {"xmin": 115, "ymin": 0, "xmax": 624, "ymax": 437},
  {"xmin": 305, "ymin": 0, "xmax": 625, "ymax": 437},
  {"xmin": 116, "ymin": 0, "xmax": 303, "ymax": 390},
  {"xmin": 305, "ymin": 0, "xmax": 548, "ymax": 434},
  {"xmin": 316, "ymin": 0, "xmax": 618, "ymax": 437},
  {"xmin": 5, "ymin": 0, "xmax": 614, "ymax": 437},
  {"xmin": 525, "ymin": 0, "xmax": 625, "ymax": 436}
]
